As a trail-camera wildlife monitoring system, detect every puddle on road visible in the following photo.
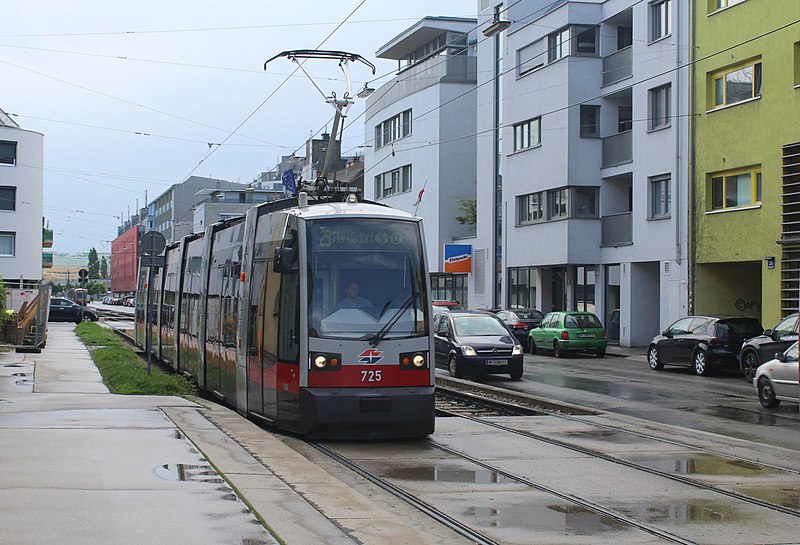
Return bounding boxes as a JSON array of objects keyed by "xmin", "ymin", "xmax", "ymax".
[
  {"xmin": 613, "ymin": 500, "xmax": 743, "ymax": 523},
  {"xmin": 385, "ymin": 465, "xmax": 509, "ymax": 484},
  {"xmin": 463, "ymin": 502, "xmax": 626, "ymax": 533},
  {"xmin": 691, "ymin": 405, "xmax": 786, "ymax": 426},
  {"xmin": 155, "ymin": 463, "xmax": 225, "ymax": 483},
  {"xmin": 628, "ymin": 454, "xmax": 778, "ymax": 476},
  {"xmin": 734, "ymin": 485, "xmax": 800, "ymax": 509},
  {"xmin": 564, "ymin": 429, "xmax": 640, "ymax": 443}
]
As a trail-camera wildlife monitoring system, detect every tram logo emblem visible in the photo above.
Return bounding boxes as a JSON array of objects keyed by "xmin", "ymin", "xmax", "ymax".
[{"xmin": 358, "ymin": 349, "xmax": 383, "ymax": 365}]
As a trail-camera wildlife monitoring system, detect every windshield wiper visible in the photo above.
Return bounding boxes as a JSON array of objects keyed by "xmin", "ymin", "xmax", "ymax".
[{"xmin": 367, "ymin": 295, "xmax": 415, "ymax": 347}]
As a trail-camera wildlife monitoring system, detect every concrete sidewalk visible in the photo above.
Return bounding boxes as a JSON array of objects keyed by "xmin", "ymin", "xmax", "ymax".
[{"xmin": 0, "ymin": 324, "xmax": 453, "ymax": 545}]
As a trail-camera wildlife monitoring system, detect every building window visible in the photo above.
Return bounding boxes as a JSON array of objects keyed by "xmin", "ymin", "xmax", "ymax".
[
  {"xmin": 574, "ymin": 26, "xmax": 598, "ymax": 55},
  {"xmin": 549, "ymin": 188, "xmax": 569, "ymax": 219},
  {"xmin": 649, "ymin": 84, "xmax": 671, "ymax": 130},
  {"xmin": 649, "ymin": 175, "xmax": 671, "ymax": 218},
  {"xmin": 0, "ymin": 232, "xmax": 14, "ymax": 256},
  {"xmin": 618, "ymin": 106, "xmax": 633, "ymax": 133},
  {"xmin": 712, "ymin": 61, "xmax": 762, "ymax": 108},
  {"xmin": 508, "ymin": 267, "xmax": 537, "ymax": 309},
  {"xmin": 374, "ymin": 164, "xmax": 412, "ymax": 199},
  {"xmin": 709, "ymin": 0, "xmax": 746, "ymax": 13},
  {"xmin": 547, "ymin": 26, "xmax": 597, "ymax": 64},
  {"xmin": 709, "ymin": 167, "xmax": 762, "ymax": 211},
  {"xmin": 573, "ymin": 187, "xmax": 598, "ymax": 217},
  {"xmin": 548, "ymin": 27, "xmax": 570, "ymax": 63},
  {"xmin": 0, "ymin": 186, "xmax": 16, "ymax": 211},
  {"xmin": 517, "ymin": 192, "xmax": 544, "ymax": 223},
  {"xmin": 650, "ymin": 0, "xmax": 671, "ymax": 41},
  {"xmin": 0, "ymin": 141, "xmax": 17, "ymax": 166},
  {"xmin": 580, "ymin": 105, "xmax": 600, "ymax": 137},
  {"xmin": 375, "ymin": 109, "xmax": 412, "ymax": 149},
  {"xmin": 513, "ymin": 117, "xmax": 541, "ymax": 152},
  {"xmin": 794, "ymin": 42, "xmax": 800, "ymax": 87}
]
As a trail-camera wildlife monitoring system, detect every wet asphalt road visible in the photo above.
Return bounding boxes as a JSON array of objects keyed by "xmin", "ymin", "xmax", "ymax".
[{"xmin": 441, "ymin": 352, "xmax": 800, "ymax": 451}]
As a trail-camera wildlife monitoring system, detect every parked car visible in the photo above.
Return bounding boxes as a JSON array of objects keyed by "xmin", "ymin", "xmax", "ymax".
[
  {"xmin": 647, "ymin": 315, "xmax": 763, "ymax": 376},
  {"xmin": 495, "ymin": 308, "xmax": 544, "ymax": 350},
  {"xmin": 432, "ymin": 300, "xmax": 464, "ymax": 312},
  {"xmin": 755, "ymin": 341, "xmax": 799, "ymax": 408},
  {"xmin": 433, "ymin": 310, "xmax": 524, "ymax": 380},
  {"xmin": 48, "ymin": 297, "xmax": 99, "ymax": 324},
  {"xmin": 738, "ymin": 313, "xmax": 798, "ymax": 383},
  {"xmin": 528, "ymin": 311, "xmax": 607, "ymax": 358}
]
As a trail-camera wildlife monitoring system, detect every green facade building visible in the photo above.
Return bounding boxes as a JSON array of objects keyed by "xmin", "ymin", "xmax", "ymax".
[{"xmin": 692, "ymin": 0, "xmax": 800, "ymax": 326}]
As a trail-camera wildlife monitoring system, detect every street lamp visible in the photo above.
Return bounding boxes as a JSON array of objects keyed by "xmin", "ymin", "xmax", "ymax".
[{"xmin": 483, "ymin": 15, "xmax": 511, "ymax": 37}]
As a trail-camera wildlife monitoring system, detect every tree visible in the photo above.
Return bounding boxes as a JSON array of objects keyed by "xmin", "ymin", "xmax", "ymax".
[
  {"xmin": 99, "ymin": 256, "xmax": 108, "ymax": 279},
  {"xmin": 455, "ymin": 199, "xmax": 477, "ymax": 226},
  {"xmin": 87, "ymin": 248, "xmax": 100, "ymax": 280}
]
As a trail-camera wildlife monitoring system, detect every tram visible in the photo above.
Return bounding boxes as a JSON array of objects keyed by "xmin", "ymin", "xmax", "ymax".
[
  {"xmin": 66, "ymin": 287, "xmax": 89, "ymax": 306},
  {"xmin": 135, "ymin": 189, "xmax": 435, "ymax": 438}
]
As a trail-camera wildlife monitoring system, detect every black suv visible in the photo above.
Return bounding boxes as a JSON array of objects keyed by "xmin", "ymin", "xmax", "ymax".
[
  {"xmin": 433, "ymin": 310, "xmax": 524, "ymax": 380},
  {"xmin": 49, "ymin": 297, "xmax": 99, "ymax": 324},
  {"xmin": 738, "ymin": 313, "xmax": 798, "ymax": 383},
  {"xmin": 647, "ymin": 315, "xmax": 763, "ymax": 376}
]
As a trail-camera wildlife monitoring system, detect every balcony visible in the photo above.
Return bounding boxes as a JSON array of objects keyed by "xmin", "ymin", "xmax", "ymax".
[
  {"xmin": 42, "ymin": 227, "xmax": 53, "ymax": 248},
  {"xmin": 602, "ymin": 130, "xmax": 632, "ymax": 168},
  {"xmin": 602, "ymin": 46, "xmax": 632, "ymax": 86},
  {"xmin": 601, "ymin": 212, "xmax": 632, "ymax": 246}
]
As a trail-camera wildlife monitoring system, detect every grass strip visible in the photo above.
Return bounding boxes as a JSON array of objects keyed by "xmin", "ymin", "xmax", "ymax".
[{"xmin": 75, "ymin": 322, "xmax": 196, "ymax": 396}]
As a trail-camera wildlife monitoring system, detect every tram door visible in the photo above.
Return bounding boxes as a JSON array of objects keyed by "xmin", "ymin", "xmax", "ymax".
[{"xmin": 247, "ymin": 212, "xmax": 288, "ymax": 421}]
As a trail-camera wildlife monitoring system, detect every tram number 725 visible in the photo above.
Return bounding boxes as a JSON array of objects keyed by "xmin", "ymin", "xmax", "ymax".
[{"xmin": 360, "ymin": 370, "xmax": 382, "ymax": 382}]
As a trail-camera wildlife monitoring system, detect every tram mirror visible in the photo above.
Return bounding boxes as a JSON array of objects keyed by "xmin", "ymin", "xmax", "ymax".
[{"xmin": 273, "ymin": 247, "xmax": 295, "ymax": 273}]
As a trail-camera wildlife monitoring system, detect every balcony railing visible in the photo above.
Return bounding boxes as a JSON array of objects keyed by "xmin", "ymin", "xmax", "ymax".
[
  {"xmin": 602, "ymin": 46, "xmax": 632, "ymax": 86},
  {"xmin": 602, "ymin": 130, "xmax": 632, "ymax": 168},
  {"xmin": 601, "ymin": 212, "xmax": 632, "ymax": 246}
]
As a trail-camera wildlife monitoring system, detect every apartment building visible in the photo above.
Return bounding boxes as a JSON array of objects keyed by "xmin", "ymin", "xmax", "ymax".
[
  {"xmin": 0, "ymin": 107, "xmax": 44, "ymax": 311},
  {"xmin": 364, "ymin": 16, "xmax": 478, "ymax": 304},
  {"xmin": 692, "ymin": 0, "xmax": 800, "ymax": 326},
  {"xmin": 473, "ymin": 0, "xmax": 690, "ymax": 346}
]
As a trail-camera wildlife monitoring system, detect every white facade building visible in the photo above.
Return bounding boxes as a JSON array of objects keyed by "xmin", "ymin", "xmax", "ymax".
[
  {"xmin": 0, "ymin": 108, "xmax": 44, "ymax": 310},
  {"xmin": 364, "ymin": 17, "xmax": 478, "ymax": 304},
  {"xmin": 472, "ymin": 0, "xmax": 689, "ymax": 346}
]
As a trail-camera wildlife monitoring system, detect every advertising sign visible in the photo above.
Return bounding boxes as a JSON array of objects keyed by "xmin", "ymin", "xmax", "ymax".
[{"xmin": 444, "ymin": 244, "xmax": 472, "ymax": 273}]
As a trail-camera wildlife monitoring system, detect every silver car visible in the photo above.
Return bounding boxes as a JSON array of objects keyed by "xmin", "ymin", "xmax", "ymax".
[{"xmin": 755, "ymin": 341, "xmax": 799, "ymax": 407}]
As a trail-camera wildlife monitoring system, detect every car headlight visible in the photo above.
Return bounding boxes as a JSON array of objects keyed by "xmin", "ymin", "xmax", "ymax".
[
  {"xmin": 461, "ymin": 345, "xmax": 477, "ymax": 356},
  {"xmin": 512, "ymin": 344, "xmax": 523, "ymax": 356}
]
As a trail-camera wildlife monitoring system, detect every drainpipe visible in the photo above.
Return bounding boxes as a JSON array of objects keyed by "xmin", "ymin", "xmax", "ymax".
[{"xmin": 686, "ymin": 0, "xmax": 696, "ymax": 315}]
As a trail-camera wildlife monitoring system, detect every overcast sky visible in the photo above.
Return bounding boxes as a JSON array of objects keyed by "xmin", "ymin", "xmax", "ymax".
[{"xmin": 2, "ymin": 0, "xmax": 476, "ymax": 253}]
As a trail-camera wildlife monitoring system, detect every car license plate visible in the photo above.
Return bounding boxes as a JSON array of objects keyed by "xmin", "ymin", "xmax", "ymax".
[
  {"xmin": 578, "ymin": 333, "xmax": 594, "ymax": 338},
  {"xmin": 486, "ymin": 359, "xmax": 507, "ymax": 366}
]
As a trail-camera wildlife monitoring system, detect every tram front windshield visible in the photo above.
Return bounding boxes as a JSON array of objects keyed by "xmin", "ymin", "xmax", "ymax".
[{"xmin": 307, "ymin": 218, "xmax": 429, "ymax": 340}]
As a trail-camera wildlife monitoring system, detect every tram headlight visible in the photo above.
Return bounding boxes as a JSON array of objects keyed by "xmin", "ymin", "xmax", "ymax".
[
  {"xmin": 310, "ymin": 352, "xmax": 342, "ymax": 371},
  {"xmin": 399, "ymin": 351, "xmax": 428, "ymax": 370}
]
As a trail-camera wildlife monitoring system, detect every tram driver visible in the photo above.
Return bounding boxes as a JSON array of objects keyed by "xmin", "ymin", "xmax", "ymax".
[{"xmin": 336, "ymin": 281, "xmax": 373, "ymax": 310}]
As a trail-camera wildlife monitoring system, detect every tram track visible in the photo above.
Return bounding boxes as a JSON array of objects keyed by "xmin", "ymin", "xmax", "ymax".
[
  {"xmin": 308, "ymin": 387, "xmax": 800, "ymax": 545},
  {"xmin": 435, "ymin": 384, "xmax": 800, "ymax": 518}
]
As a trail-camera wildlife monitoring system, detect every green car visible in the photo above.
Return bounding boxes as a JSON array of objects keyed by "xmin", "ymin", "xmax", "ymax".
[{"xmin": 528, "ymin": 311, "xmax": 607, "ymax": 358}]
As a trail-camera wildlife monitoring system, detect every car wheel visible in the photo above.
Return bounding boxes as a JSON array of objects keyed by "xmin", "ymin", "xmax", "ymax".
[
  {"xmin": 553, "ymin": 340, "xmax": 564, "ymax": 358},
  {"xmin": 596, "ymin": 348, "xmax": 606, "ymax": 358},
  {"xmin": 648, "ymin": 345, "xmax": 664, "ymax": 370},
  {"xmin": 448, "ymin": 355, "xmax": 463, "ymax": 379},
  {"xmin": 528, "ymin": 338, "xmax": 538, "ymax": 355},
  {"xmin": 757, "ymin": 377, "xmax": 780, "ymax": 408},
  {"xmin": 740, "ymin": 350, "xmax": 759, "ymax": 383},
  {"xmin": 509, "ymin": 367, "xmax": 523, "ymax": 380},
  {"xmin": 692, "ymin": 349, "xmax": 710, "ymax": 376}
]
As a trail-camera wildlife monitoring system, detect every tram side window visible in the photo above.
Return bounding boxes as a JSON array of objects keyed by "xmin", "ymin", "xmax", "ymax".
[{"xmin": 277, "ymin": 217, "xmax": 300, "ymax": 363}]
